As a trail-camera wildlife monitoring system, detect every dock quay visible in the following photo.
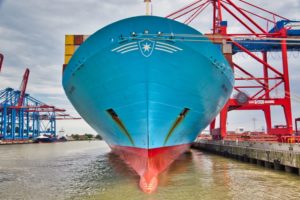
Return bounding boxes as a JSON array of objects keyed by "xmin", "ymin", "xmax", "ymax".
[
  {"xmin": 192, "ymin": 139, "xmax": 300, "ymax": 175},
  {"xmin": 0, "ymin": 139, "xmax": 32, "ymax": 145}
]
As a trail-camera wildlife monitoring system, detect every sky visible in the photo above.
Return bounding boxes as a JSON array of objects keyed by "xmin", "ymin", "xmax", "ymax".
[{"xmin": 0, "ymin": 0, "xmax": 300, "ymax": 135}]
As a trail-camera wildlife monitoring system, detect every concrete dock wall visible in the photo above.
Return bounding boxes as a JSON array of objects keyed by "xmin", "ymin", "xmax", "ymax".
[{"xmin": 192, "ymin": 139, "xmax": 300, "ymax": 174}]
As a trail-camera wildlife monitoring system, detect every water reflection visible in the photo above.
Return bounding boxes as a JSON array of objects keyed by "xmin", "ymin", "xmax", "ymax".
[
  {"xmin": 81, "ymin": 149, "xmax": 300, "ymax": 200},
  {"xmin": 159, "ymin": 151, "xmax": 193, "ymax": 187},
  {"xmin": 1, "ymin": 141, "xmax": 300, "ymax": 200},
  {"xmin": 71, "ymin": 150, "xmax": 232, "ymax": 199}
]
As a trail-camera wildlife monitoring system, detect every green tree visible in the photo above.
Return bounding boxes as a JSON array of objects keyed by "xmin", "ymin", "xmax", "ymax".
[
  {"xmin": 72, "ymin": 134, "xmax": 80, "ymax": 140},
  {"xmin": 85, "ymin": 133, "xmax": 93, "ymax": 140},
  {"xmin": 95, "ymin": 134, "xmax": 102, "ymax": 140}
]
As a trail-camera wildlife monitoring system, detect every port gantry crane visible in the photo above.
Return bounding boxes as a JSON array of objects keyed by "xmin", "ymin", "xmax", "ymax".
[
  {"xmin": 0, "ymin": 67, "xmax": 80, "ymax": 141},
  {"xmin": 166, "ymin": 0, "xmax": 300, "ymax": 140}
]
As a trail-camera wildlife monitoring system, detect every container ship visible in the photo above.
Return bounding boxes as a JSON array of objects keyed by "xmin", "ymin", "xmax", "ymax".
[{"xmin": 62, "ymin": 16, "xmax": 234, "ymax": 193}]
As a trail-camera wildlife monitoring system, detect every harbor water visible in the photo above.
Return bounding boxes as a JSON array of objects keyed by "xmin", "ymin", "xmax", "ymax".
[{"xmin": 1, "ymin": 141, "xmax": 300, "ymax": 200}]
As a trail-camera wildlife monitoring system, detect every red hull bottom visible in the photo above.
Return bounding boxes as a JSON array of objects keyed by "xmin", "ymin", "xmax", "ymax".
[{"xmin": 110, "ymin": 144, "xmax": 191, "ymax": 193}]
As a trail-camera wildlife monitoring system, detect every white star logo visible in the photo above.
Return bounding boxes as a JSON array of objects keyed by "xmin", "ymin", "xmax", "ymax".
[
  {"xmin": 138, "ymin": 40, "xmax": 155, "ymax": 57},
  {"xmin": 143, "ymin": 43, "xmax": 151, "ymax": 52}
]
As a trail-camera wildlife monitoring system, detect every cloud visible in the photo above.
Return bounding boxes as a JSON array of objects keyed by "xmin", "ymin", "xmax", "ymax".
[{"xmin": 0, "ymin": 0, "xmax": 300, "ymax": 134}]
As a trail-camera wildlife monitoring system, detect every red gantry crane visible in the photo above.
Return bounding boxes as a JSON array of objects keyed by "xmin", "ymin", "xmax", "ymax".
[{"xmin": 166, "ymin": 0, "xmax": 300, "ymax": 140}]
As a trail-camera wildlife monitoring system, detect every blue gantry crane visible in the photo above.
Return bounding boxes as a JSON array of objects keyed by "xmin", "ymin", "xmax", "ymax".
[
  {"xmin": 233, "ymin": 20, "xmax": 300, "ymax": 52},
  {"xmin": 0, "ymin": 67, "xmax": 80, "ymax": 142}
]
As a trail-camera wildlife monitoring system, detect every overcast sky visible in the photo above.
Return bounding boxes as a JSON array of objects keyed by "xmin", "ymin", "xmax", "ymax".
[{"xmin": 0, "ymin": 0, "xmax": 300, "ymax": 135}]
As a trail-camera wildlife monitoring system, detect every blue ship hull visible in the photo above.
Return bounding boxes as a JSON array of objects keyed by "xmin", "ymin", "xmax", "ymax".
[{"xmin": 63, "ymin": 16, "xmax": 234, "ymax": 192}]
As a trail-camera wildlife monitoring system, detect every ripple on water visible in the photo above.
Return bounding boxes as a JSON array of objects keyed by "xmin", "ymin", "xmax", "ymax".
[{"xmin": 1, "ymin": 141, "xmax": 300, "ymax": 200}]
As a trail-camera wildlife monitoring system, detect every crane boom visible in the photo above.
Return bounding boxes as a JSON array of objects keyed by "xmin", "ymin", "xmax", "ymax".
[
  {"xmin": 17, "ymin": 68, "xmax": 30, "ymax": 107},
  {"xmin": 0, "ymin": 53, "xmax": 3, "ymax": 72}
]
